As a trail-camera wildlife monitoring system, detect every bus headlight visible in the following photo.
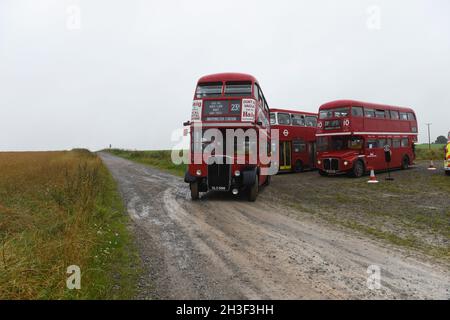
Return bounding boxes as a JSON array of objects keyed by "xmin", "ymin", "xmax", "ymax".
[
  {"xmin": 344, "ymin": 161, "xmax": 349, "ymax": 166},
  {"xmin": 317, "ymin": 160, "xmax": 321, "ymax": 165},
  {"xmin": 235, "ymin": 170, "xmax": 241, "ymax": 177},
  {"xmin": 196, "ymin": 169, "xmax": 202, "ymax": 176}
]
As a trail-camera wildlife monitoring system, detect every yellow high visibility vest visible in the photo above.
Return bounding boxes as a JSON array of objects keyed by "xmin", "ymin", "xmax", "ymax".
[{"xmin": 446, "ymin": 142, "xmax": 450, "ymax": 160}]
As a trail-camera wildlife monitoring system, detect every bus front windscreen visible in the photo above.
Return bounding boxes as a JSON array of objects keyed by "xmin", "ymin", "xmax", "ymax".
[
  {"xmin": 224, "ymin": 81, "xmax": 252, "ymax": 97},
  {"xmin": 196, "ymin": 82, "xmax": 223, "ymax": 98},
  {"xmin": 319, "ymin": 107, "xmax": 350, "ymax": 119},
  {"xmin": 318, "ymin": 136, "xmax": 363, "ymax": 151}
]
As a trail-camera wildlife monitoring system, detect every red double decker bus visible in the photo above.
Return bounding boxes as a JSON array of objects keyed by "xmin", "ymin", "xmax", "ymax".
[
  {"xmin": 270, "ymin": 109, "xmax": 317, "ymax": 172},
  {"xmin": 316, "ymin": 100, "xmax": 418, "ymax": 177},
  {"xmin": 183, "ymin": 73, "xmax": 272, "ymax": 201}
]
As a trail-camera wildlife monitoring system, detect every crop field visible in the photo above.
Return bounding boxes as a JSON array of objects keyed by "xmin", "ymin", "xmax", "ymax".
[{"xmin": 0, "ymin": 150, "xmax": 140, "ymax": 299}]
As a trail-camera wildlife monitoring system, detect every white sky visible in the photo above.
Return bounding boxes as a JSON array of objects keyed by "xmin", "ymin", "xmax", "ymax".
[{"xmin": 1, "ymin": 0, "xmax": 449, "ymax": 151}]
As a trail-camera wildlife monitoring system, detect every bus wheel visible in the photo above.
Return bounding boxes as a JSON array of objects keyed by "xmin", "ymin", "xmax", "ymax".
[
  {"xmin": 351, "ymin": 160, "xmax": 365, "ymax": 178},
  {"xmin": 294, "ymin": 160, "xmax": 303, "ymax": 173},
  {"xmin": 248, "ymin": 175, "xmax": 259, "ymax": 202},
  {"xmin": 446, "ymin": 171, "xmax": 450, "ymax": 176},
  {"xmin": 190, "ymin": 181, "xmax": 199, "ymax": 200},
  {"xmin": 401, "ymin": 156, "xmax": 410, "ymax": 170},
  {"xmin": 318, "ymin": 170, "xmax": 328, "ymax": 176}
]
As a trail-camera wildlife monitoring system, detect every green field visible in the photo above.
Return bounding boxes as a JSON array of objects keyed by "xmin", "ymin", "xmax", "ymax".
[
  {"xmin": 0, "ymin": 149, "xmax": 140, "ymax": 299},
  {"xmin": 106, "ymin": 149, "xmax": 187, "ymax": 177},
  {"xmin": 415, "ymin": 144, "xmax": 446, "ymax": 160}
]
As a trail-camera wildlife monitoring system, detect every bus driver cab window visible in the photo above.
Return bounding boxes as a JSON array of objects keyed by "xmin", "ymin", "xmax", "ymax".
[{"xmin": 348, "ymin": 137, "xmax": 363, "ymax": 150}]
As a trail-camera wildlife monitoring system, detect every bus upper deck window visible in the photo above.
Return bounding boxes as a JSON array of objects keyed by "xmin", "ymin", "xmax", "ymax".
[
  {"xmin": 291, "ymin": 114, "xmax": 305, "ymax": 126},
  {"xmin": 224, "ymin": 81, "xmax": 252, "ymax": 97},
  {"xmin": 270, "ymin": 113, "xmax": 276, "ymax": 125},
  {"xmin": 365, "ymin": 109, "xmax": 375, "ymax": 118},
  {"xmin": 390, "ymin": 110, "xmax": 399, "ymax": 119},
  {"xmin": 399, "ymin": 112, "xmax": 408, "ymax": 120},
  {"xmin": 375, "ymin": 110, "xmax": 385, "ymax": 118},
  {"xmin": 407, "ymin": 113, "xmax": 416, "ymax": 120},
  {"xmin": 334, "ymin": 107, "xmax": 350, "ymax": 117},
  {"xmin": 196, "ymin": 82, "xmax": 223, "ymax": 98},
  {"xmin": 351, "ymin": 106, "xmax": 364, "ymax": 117},
  {"xmin": 305, "ymin": 116, "xmax": 317, "ymax": 127},
  {"xmin": 278, "ymin": 113, "xmax": 291, "ymax": 125}
]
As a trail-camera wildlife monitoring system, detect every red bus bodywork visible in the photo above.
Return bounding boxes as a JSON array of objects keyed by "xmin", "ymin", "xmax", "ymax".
[
  {"xmin": 270, "ymin": 109, "xmax": 317, "ymax": 172},
  {"xmin": 316, "ymin": 100, "xmax": 418, "ymax": 177},
  {"xmin": 184, "ymin": 73, "xmax": 271, "ymax": 201}
]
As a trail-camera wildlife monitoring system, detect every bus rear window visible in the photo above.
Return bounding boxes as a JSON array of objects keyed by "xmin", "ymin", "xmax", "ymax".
[
  {"xmin": 224, "ymin": 81, "xmax": 252, "ymax": 97},
  {"xmin": 196, "ymin": 82, "xmax": 222, "ymax": 98}
]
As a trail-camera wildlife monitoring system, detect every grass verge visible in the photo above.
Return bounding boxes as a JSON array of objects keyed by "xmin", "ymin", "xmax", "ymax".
[
  {"xmin": 0, "ymin": 149, "xmax": 140, "ymax": 299},
  {"xmin": 104, "ymin": 149, "xmax": 187, "ymax": 177}
]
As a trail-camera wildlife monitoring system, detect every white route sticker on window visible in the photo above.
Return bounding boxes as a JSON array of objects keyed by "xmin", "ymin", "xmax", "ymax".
[
  {"xmin": 191, "ymin": 100, "xmax": 202, "ymax": 121},
  {"xmin": 241, "ymin": 99, "xmax": 256, "ymax": 122}
]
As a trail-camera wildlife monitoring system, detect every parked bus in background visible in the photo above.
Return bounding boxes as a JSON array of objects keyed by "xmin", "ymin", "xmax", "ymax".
[
  {"xmin": 183, "ymin": 73, "xmax": 272, "ymax": 201},
  {"xmin": 445, "ymin": 131, "xmax": 450, "ymax": 176},
  {"xmin": 316, "ymin": 100, "xmax": 418, "ymax": 177},
  {"xmin": 270, "ymin": 109, "xmax": 317, "ymax": 172}
]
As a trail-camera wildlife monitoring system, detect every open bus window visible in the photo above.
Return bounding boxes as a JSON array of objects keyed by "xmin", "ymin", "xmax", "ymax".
[
  {"xmin": 278, "ymin": 113, "xmax": 291, "ymax": 125},
  {"xmin": 270, "ymin": 113, "xmax": 276, "ymax": 125},
  {"xmin": 305, "ymin": 116, "xmax": 317, "ymax": 127},
  {"xmin": 291, "ymin": 114, "xmax": 305, "ymax": 126},
  {"xmin": 375, "ymin": 110, "xmax": 385, "ymax": 118},
  {"xmin": 196, "ymin": 82, "xmax": 222, "ymax": 98},
  {"xmin": 224, "ymin": 81, "xmax": 252, "ymax": 97}
]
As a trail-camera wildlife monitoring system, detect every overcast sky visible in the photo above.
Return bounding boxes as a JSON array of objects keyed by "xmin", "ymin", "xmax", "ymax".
[{"xmin": 1, "ymin": 0, "xmax": 449, "ymax": 151}]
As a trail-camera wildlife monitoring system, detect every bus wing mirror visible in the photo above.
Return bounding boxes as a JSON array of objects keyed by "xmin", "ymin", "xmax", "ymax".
[{"xmin": 183, "ymin": 121, "xmax": 191, "ymax": 126}]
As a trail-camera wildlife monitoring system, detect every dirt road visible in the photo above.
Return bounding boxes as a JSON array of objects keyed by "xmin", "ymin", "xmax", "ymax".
[{"xmin": 99, "ymin": 152, "xmax": 449, "ymax": 299}]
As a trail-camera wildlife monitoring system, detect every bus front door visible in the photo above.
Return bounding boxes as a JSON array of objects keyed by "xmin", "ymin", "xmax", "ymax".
[{"xmin": 280, "ymin": 141, "xmax": 292, "ymax": 171}]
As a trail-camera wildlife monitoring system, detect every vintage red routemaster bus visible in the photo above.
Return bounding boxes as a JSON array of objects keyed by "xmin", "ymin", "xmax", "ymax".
[
  {"xmin": 316, "ymin": 100, "xmax": 418, "ymax": 177},
  {"xmin": 183, "ymin": 73, "xmax": 273, "ymax": 201},
  {"xmin": 270, "ymin": 109, "xmax": 317, "ymax": 172}
]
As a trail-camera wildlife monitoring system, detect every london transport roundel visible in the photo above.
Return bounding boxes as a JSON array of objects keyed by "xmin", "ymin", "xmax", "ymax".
[
  {"xmin": 318, "ymin": 122, "xmax": 323, "ymax": 128},
  {"xmin": 283, "ymin": 129, "xmax": 289, "ymax": 137}
]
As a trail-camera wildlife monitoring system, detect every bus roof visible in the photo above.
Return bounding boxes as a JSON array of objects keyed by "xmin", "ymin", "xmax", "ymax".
[
  {"xmin": 270, "ymin": 108, "xmax": 317, "ymax": 116},
  {"xmin": 198, "ymin": 73, "xmax": 257, "ymax": 83},
  {"xmin": 319, "ymin": 100, "xmax": 414, "ymax": 113}
]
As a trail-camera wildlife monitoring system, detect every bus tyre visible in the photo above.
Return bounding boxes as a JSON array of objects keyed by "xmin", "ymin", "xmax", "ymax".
[
  {"xmin": 401, "ymin": 156, "xmax": 409, "ymax": 170},
  {"xmin": 351, "ymin": 160, "xmax": 365, "ymax": 178},
  {"xmin": 318, "ymin": 170, "xmax": 328, "ymax": 177},
  {"xmin": 294, "ymin": 160, "xmax": 303, "ymax": 173},
  {"xmin": 248, "ymin": 175, "xmax": 259, "ymax": 202},
  {"xmin": 190, "ymin": 181, "xmax": 199, "ymax": 200},
  {"xmin": 446, "ymin": 171, "xmax": 450, "ymax": 176}
]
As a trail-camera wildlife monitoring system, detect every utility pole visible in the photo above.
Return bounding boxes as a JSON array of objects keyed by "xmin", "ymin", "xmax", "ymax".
[
  {"xmin": 426, "ymin": 123, "xmax": 436, "ymax": 170},
  {"xmin": 426, "ymin": 123, "xmax": 432, "ymax": 150}
]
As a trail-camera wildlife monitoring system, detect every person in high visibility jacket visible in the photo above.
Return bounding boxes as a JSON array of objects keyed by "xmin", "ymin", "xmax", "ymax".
[{"xmin": 445, "ymin": 132, "xmax": 450, "ymax": 175}]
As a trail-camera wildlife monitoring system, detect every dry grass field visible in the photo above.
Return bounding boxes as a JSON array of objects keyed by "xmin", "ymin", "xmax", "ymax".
[{"xmin": 0, "ymin": 149, "xmax": 139, "ymax": 299}]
